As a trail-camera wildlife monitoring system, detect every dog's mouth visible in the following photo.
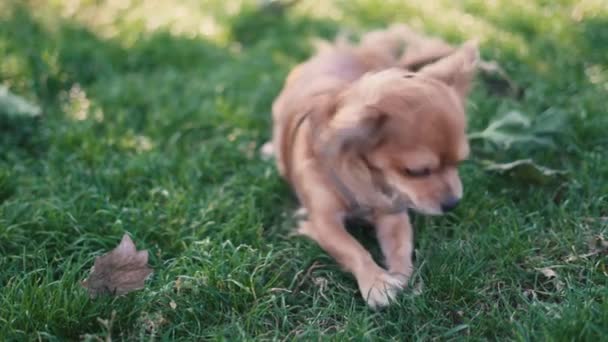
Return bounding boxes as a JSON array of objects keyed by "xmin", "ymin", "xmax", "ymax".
[
  {"xmin": 383, "ymin": 191, "xmax": 411, "ymax": 214},
  {"xmin": 403, "ymin": 194, "xmax": 460, "ymax": 216},
  {"xmin": 384, "ymin": 187, "xmax": 445, "ymax": 216},
  {"xmin": 408, "ymin": 204, "xmax": 443, "ymax": 216},
  {"xmin": 376, "ymin": 186, "xmax": 416, "ymax": 215}
]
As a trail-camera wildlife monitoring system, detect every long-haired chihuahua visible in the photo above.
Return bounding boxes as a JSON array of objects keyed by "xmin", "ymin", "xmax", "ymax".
[{"xmin": 265, "ymin": 24, "xmax": 478, "ymax": 308}]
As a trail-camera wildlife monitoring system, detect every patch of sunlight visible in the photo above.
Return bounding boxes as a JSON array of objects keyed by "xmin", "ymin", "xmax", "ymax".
[
  {"xmin": 0, "ymin": 55, "xmax": 27, "ymax": 88},
  {"xmin": 298, "ymin": 0, "xmax": 530, "ymax": 57},
  {"xmin": 0, "ymin": 0, "xmax": 11, "ymax": 14},
  {"xmin": 571, "ymin": 0, "xmax": 608, "ymax": 21},
  {"xmin": 463, "ymin": 0, "xmax": 541, "ymax": 16},
  {"xmin": 585, "ymin": 64, "xmax": 608, "ymax": 92},
  {"xmin": 120, "ymin": 133, "xmax": 154, "ymax": 153},
  {"xmin": 48, "ymin": 0, "xmax": 249, "ymax": 44},
  {"xmin": 297, "ymin": 0, "xmax": 345, "ymax": 21}
]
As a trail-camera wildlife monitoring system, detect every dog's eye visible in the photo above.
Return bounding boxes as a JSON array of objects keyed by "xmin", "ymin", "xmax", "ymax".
[{"xmin": 404, "ymin": 167, "xmax": 431, "ymax": 177}]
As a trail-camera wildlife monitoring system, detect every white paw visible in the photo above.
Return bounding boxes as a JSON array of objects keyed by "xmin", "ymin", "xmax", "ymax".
[
  {"xmin": 260, "ymin": 141, "xmax": 274, "ymax": 159},
  {"xmin": 293, "ymin": 207, "xmax": 308, "ymax": 219},
  {"xmin": 358, "ymin": 270, "xmax": 407, "ymax": 309}
]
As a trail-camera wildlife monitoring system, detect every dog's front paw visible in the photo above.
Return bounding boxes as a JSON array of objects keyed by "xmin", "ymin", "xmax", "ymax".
[
  {"xmin": 260, "ymin": 141, "xmax": 274, "ymax": 159},
  {"xmin": 357, "ymin": 269, "xmax": 407, "ymax": 309}
]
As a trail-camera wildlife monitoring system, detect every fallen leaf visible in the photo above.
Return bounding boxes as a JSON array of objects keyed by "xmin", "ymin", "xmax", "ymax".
[
  {"xmin": 139, "ymin": 312, "xmax": 168, "ymax": 333},
  {"xmin": 469, "ymin": 109, "xmax": 569, "ymax": 154},
  {"xmin": 169, "ymin": 300, "xmax": 177, "ymax": 310},
  {"xmin": 566, "ymin": 234, "xmax": 608, "ymax": 262},
  {"xmin": 482, "ymin": 159, "xmax": 568, "ymax": 185},
  {"xmin": 313, "ymin": 276, "xmax": 329, "ymax": 301},
  {"xmin": 82, "ymin": 234, "xmax": 153, "ymax": 298},
  {"xmin": 469, "ymin": 111, "xmax": 555, "ymax": 149},
  {"xmin": 535, "ymin": 267, "xmax": 565, "ymax": 293},
  {"xmin": 174, "ymin": 277, "xmax": 183, "ymax": 292},
  {"xmin": 523, "ymin": 288, "xmax": 537, "ymax": 300},
  {"xmin": 589, "ymin": 234, "xmax": 608, "ymax": 252},
  {"xmin": 536, "ymin": 267, "xmax": 557, "ymax": 279}
]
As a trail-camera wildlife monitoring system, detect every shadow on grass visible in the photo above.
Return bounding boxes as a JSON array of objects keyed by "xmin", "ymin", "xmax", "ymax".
[
  {"xmin": 0, "ymin": 3, "xmax": 237, "ymax": 101},
  {"xmin": 0, "ymin": 1, "xmax": 342, "ymax": 149},
  {"xmin": 0, "ymin": 2, "xmax": 345, "ymax": 255}
]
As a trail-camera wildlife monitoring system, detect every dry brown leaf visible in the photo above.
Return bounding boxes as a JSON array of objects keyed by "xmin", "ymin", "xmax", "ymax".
[
  {"xmin": 566, "ymin": 234, "xmax": 608, "ymax": 262},
  {"xmin": 313, "ymin": 276, "xmax": 329, "ymax": 301},
  {"xmin": 589, "ymin": 235, "xmax": 608, "ymax": 253},
  {"xmin": 537, "ymin": 267, "xmax": 558, "ymax": 279},
  {"xmin": 139, "ymin": 312, "xmax": 168, "ymax": 333},
  {"xmin": 536, "ymin": 267, "xmax": 566, "ymax": 293},
  {"xmin": 82, "ymin": 234, "xmax": 153, "ymax": 298}
]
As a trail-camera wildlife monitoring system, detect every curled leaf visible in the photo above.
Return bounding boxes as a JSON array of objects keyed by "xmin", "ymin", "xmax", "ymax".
[
  {"xmin": 482, "ymin": 159, "xmax": 568, "ymax": 185},
  {"xmin": 82, "ymin": 234, "xmax": 153, "ymax": 298}
]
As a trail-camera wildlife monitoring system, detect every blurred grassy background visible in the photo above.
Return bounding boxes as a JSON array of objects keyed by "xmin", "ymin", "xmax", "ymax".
[{"xmin": 1, "ymin": 0, "xmax": 607, "ymax": 340}]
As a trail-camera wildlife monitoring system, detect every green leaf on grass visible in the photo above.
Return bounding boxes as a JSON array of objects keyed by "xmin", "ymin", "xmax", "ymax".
[
  {"xmin": 469, "ymin": 110, "xmax": 566, "ymax": 150},
  {"xmin": 482, "ymin": 159, "xmax": 568, "ymax": 185}
]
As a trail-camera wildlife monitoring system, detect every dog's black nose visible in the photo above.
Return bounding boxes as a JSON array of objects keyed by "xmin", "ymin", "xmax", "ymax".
[{"xmin": 441, "ymin": 197, "xmax": 460, "ymax": 212}]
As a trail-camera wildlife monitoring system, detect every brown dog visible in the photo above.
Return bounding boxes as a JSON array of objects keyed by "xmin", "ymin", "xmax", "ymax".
[{"xmin": 265, "ymin": 25, "xmax": 478, "ymax": 308}]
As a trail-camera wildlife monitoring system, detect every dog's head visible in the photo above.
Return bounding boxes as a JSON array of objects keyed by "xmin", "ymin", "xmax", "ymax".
[{"xmin": 319, "ymin": 42, "xmax": 478, "ymax": 215}]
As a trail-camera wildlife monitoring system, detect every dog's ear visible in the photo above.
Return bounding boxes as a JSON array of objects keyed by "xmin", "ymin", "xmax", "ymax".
[
  {"xmin": 318, "ymin": 106, "xmax": 388, "ymax": 157},
  {"xmin": 418, "ymin": 40, "xmax": 479, "ymax": 97}
]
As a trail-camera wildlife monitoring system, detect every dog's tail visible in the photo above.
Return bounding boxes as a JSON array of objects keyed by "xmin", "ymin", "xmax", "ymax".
[{"xmin": 310, "ymin": 30, "xmax": 352, "ymax": 54}]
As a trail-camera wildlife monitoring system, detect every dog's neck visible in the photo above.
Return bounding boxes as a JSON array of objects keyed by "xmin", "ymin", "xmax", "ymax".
[
  {"xmin": 318, "ymin": 136, "xmax": 411, "ymax": 218},
  {"xmin": 287, "ymin": 109, "xmax": 411, "ymax": 217}
]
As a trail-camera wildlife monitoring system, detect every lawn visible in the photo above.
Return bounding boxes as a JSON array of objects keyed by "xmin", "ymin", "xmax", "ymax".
[{"xmin": 1, "ymin": 0, "xmax": 607, "ymax": 340}]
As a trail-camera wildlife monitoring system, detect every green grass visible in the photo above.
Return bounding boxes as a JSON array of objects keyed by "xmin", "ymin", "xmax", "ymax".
[{"xmin": 1, "ymin": 0, "xmax": 607, "ymax": 340}]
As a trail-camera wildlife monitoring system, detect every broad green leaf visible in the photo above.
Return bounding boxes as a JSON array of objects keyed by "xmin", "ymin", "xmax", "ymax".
[
  {"xmin": 469, "ymin": 110, "xmax": 567, "ymax": 150},
  {"xmin": 482, "ymin": 159, "xmax": 568, "ymax": 185}
]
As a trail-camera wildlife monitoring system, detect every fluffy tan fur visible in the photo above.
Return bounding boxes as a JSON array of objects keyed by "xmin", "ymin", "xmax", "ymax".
[{"xmin": 266, "ymin": 24, "xmax": 478, "ymax": 308}]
